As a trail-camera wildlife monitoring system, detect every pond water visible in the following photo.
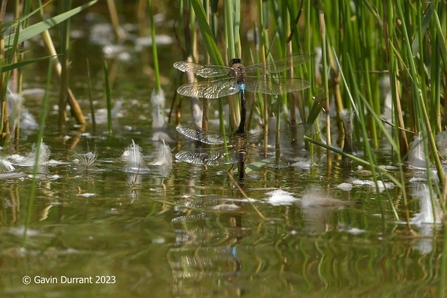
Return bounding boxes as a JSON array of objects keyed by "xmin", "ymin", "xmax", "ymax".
[{"xmin": 1, "ymin": 5, "xmax": 447, "ymax": 298}]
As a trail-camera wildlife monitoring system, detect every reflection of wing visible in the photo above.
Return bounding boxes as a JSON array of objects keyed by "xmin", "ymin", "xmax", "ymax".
[
  {"xmin": 244, "ymin": 55, "xmax": 311, "ymax": 74},
  {"xmin": 175, "ymin": 148, "xmax": 233, "ymax": 166},
  {"xmin": 176, "ymin": 124, "xmax": 225, "ymax": 145},
  {"xmin": 177, "ymin": 78, "xmax": 240, "ymax": 99},
  {"xmin": 244, "ymin": 77, "xmax": 310, "ymax": 95},
  {"xmin": 173, "ymin": 61, "xmax": 231, "ymax": 78},
  {"xmin": 175, "ymin": 150, "xmax": 224, "ymax": 166}
]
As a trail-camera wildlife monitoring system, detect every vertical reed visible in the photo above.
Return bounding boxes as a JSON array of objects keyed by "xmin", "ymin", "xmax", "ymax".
[
  {"xmin": 58, "ymin": 0, "xmax": 71, "ymax": 130},
  {"xmin": 23, "ymin": 59, "xmax": 52, "ymax": 246},
  {"xmin": 148, "ymin": 0, "xmax": 161, "ymax": 92},
  {"xmin": 103, "ymin": 61, "xmax": 113, "ymax": 135}
]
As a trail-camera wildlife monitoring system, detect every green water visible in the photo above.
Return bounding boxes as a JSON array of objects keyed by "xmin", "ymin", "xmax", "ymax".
[
  {"xmin": 2, "ymin": 128, "xmax": 445, "ymax": 297},
  {"xmin": 1, "ymin": 6, "xmax": 446, "ymax": 298}
]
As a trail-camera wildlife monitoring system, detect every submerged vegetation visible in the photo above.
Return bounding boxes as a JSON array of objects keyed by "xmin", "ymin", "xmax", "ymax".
[{"xmin": 1, "ymin": 0, "xmax": 447, "ymax": 296}]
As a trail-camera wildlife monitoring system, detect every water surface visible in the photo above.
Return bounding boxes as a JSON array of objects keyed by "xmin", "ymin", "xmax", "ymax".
[{"xmin": 1, "ymin": 7, "xmax": 446, "ymax": 298}]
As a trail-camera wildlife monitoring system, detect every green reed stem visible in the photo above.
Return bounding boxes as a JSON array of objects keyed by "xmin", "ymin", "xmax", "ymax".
[
  {"xmin": 0, "ymin": 5, "xmax": 5, "ymax": 139},
  {"xmin": 189, "ymin": 0, "xmax": 229, "ymax": 158},
  {"xmin": 304, "ymin": 135, "xmax": 403, "ymax": 189},
  {"xmin": 86, "ymin": 59, "xmax": 96, "ymax": 132},
  {"xmin": 12, "ymin": 0, "xmax": 32, "ymax": 140},
  {"xmin": 202, "ymin": 0, "xmax": 211, "ymax": 132},
  {"xmin": 227, "ymin": 171, "xmax": 265, "ymax": 219},
  {"xmin": 359, "ymin": 3, "xmax": 379, "ymax": 149},
  {"xmin": 318, "ymin": 8, "xmax": 332, "ymax": 167},
  {"xmin": 58, "ymin": 0, "xmax": 71, "ymax": 131},
  {"xmin": 258, "ymin": 0, "xmax": 269, "ymax": 152},
  {"xmin": 348, "ymin": 55, "xmax": 398, "ymax": 223},
  {"xmin": 430, "ymin": 4, "xmax": 442, "ymax": 132},
  {"xmin": 224, "ymin": 0, "xmax": 239, "ymax": 130},
  {"xmin": 210, "ymin": 0, "xmax": 219, "ymax": 38},
  {"xmin": 189, "ymin": 0, "xmax": 223, "ymax": 65},
  {"xmin": 34, "ymin": 0, "xmax": 87, "ymax": 125},
  {"xmin": 103, "ymin": 61, "xmax": 112, "ymax": 135},
  {"xmin": 23, "ymin": 59, "xmax": 52, "ymax": 247},
  {"xmin": 396, "ymin": 0, "xmax": 444, "ymax": 186},
  {"xmin": 148, "ymin": 0, "xmax": 161, "ymax": 92},
  {"xmin": 407, "ymin": 1, "xmax": 444, "ymax": 218}
]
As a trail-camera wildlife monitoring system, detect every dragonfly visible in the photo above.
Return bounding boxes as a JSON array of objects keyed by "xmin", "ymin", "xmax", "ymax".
[
  {"xmin": 174, "ymin": 55, "xmax": 311, "ymax": 132},
  {"xmin": 175, "ymin": 123, "xmax": 307, "ymax": 180}
]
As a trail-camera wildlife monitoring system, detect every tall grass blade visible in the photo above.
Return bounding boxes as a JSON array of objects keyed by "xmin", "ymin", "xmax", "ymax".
[
  {"xmin": 4, "ymin": 0, "xmax": 98, "ymax": 50},
  {"xmin": 103, "ymin": 61, "xmax": 112, "ymax": 135},
  {"xmin": 1, "ymin": 55, "xmax": 55, "ymax": 72},
  {"xmin": 58, "ymin": 0, "xmax": 72, "ymax": 130},
  {"xmin": 86, "ymin": 59, "xmax": 96, "ymax": 132},
  {"xmin": 189, "ymin": 0, "xmax": 223, "ymax": 66},
  {"xmin": 22, "ymin": 59, "xmax": 52, "ymax": 246},
  {"xmin": 148, "ymin": 0, "xmax": 161, "ymax": 92}
]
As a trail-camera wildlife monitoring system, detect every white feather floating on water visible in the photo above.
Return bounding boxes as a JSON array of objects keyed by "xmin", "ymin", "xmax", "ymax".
[
  {"xmin": 151, "ymin": 89, "xmax": 173, "ymax": 142},
  {"xmin": 301, "ymin": 189, "xmax": 353, "ymax": 208},
  {"xmin": 336, "ymin": 183, "xmax": 353, "ymax": 191},
  {"xmin": 7, "ymin": 142, "xmax": 51, "ymax": 167},
  {"xmin": 151, "ymin": 140, "xmax": 172, "ymax": 166},
  {"xmin": 410, "ymin": 183, "xmax": 444, "ymax": 225},
  {"xmin": 408, "ymin": 135, "xmax": 428, "ymax": 169},
  {"xmin": 121, "ymin": 140, "xmax": 149, "ymax": 173},
  {"xmin": 90, "ymin": 100, "xmax": 123, "ymax": 125},
  {"xmin": 408, "ymin": 183, "xmax": 444, "ymax": 254},
  {"xmin": 6, "ymin": 87, "xmax": 40, "ymax": 132},
  {"xmin": 6, "ymin": 88, "xmax": 23, "ymax": 131},
  {"xmin": 264, "ymin": 189, "xmax": 298, "ymax": 206},
  {"xmin": 1, "ymin": 158, "xmax": 15, "ymax": 172},
  {"xmin": 351, "ymin": 179, "xmax": 395, "ymax": 193},
  {"xmin": 151, "ymin": 89, "xmax": 166, "ymax": 129},
  {"xmin": 379, "ymin": 76, "xmax": 393, "ymax": 123}
]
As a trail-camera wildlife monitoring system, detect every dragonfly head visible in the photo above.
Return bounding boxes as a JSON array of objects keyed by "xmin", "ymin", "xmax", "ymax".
[{"xmin": 230, "ymin": 58, "xmax": 242, "ymax": 66}]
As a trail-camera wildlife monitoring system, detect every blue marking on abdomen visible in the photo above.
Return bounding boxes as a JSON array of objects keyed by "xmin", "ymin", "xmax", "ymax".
[{"xmin": 238, "ymin": 83, "xmax": 246, "ymax": 92}]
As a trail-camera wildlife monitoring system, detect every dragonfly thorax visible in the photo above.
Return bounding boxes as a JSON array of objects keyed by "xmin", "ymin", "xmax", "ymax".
[{"xmin": 229, "ymin": 59, "xmax": 246, "ymax": 85}]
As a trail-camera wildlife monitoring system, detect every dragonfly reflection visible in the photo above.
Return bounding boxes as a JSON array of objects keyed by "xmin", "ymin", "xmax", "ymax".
[
  {"xmin": 174, "ymin": 55, "xmax": 311, "ymax": 132},
  {"xmin": 175, "ymin": 123, "xmax": 307, "ymax": 180}
]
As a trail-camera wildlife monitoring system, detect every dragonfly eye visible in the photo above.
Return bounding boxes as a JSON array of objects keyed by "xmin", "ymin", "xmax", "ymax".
[{"xmin": 230, "ymin": 58, "xmax": 242, "ymax": 66}]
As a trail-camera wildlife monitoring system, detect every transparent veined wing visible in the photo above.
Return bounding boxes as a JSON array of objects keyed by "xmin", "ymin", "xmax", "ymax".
[
  {"xmin": 244, "ymin": 76, "xmax": 311, "ymax": 95},
  {"xmin": 175, "ymin": 150, "xmax": 226, "ymax": 166},
  {"xmin": 173, "ymin": 61, "xmax": 232, "ymax": 78},
  {"xmin": 175, "ymin": 123, "xmax": 311, "ymax": 169},
  {"xmin": 244, "ymin": 54, "xmax": 311, "ymax": 75},
  {"xmin": 177, "ymin": 78, "xmax": 240, "ymax": 99},
  {"xmin": 176, "ymin": 124, "xmax": 225, "ymax": 145}
]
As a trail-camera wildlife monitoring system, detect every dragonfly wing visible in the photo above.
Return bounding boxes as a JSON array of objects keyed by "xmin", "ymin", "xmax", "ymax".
[
  {"xmin": 173, "ymin": 61, "xmax": 232, "ymax": 78},
  {"xmin": 244, "ymin": 76, "xmax": 311, "ymax": 95},
  {"xmin": 175, "ymin": 150, "xmax": 224, "ymax": 166},
  {"xmin": 244, "ymin": 55, "xmax": 311, "ymax": 74},
  {"xmin": 177, "ymin": 78, "xmax": 240, "ymax": 99},
  {"xmin": 176, "ymin": 124, "xmax": 225, "ymax": 145}
]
